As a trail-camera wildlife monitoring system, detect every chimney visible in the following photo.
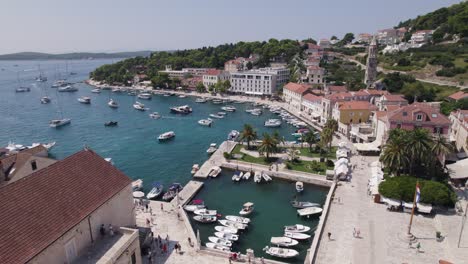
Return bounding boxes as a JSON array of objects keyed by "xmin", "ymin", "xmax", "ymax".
[{"xmin": 31, "ymin": 160, "xmax": 37, "ymax": 171}]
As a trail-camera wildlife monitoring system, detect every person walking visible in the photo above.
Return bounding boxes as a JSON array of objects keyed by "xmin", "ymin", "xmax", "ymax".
[
  {"xmin": 162, "ymin": 243, "xmax": 167, "ymax": 254},
  {"xmin": 177, "ymin": 243, "xmax": 181, "ymax": 253},
  {"xmin": 109, "ymin": 224, "xmax": 114, "ymax": 236},
  {"xmin": 161, "ymin": 203, "xmax": 164, "ymax": 211},
  {"xmin": 100, "ymin": 224, "xmax": 106, "ymax": 237},
  {"xmin": 145, "ymin": 203, "xmax": 149, "ymax": 212},
  {"xmin": 416, "ymin": 242, "xmax": 421, "ymax": 253},
  {"xmin": 174, "ymin": 243, "xmax": 179, "ymax": 253},
  {"xmin": 327, "ymin": 232, "xmax": 332, "ymax": 240}
]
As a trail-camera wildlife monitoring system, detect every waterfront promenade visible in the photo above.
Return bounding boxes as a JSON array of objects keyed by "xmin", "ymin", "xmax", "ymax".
[{"xmin": 194, "ymin": 141, "xmax": 237, "ymax": 178}]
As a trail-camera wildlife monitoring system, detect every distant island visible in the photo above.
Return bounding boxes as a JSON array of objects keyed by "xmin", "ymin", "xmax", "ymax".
[{"xmin": 0, "ymin": 51, "xmax": 153, "ymax": 60}]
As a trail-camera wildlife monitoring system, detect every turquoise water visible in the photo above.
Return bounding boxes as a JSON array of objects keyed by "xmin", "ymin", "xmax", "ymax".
[{"xmin": 0, "ymin": 60, "xmax": 328, "ymax": 263}]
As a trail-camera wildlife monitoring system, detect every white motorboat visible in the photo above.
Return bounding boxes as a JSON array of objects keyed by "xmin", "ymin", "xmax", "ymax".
[
  {"xmin": 78, "ymin": 96, "xmax": 91, "ymax": 104},
  {"xmin": 184, "ymin": 204, "xmax": 205, "ymax": 212},
  {"xmin": 225, "ymin": 215, "xmax": 250, "ymax": 224},
  {"xmin": 214, "ymin": 232, "xmax": 239, "ymax": 241},
  {"xmin": 108, "ymin": 99, "xmax": 118, "ymax": 108},
  {"xmin": 178, "ymin": 94, "xmax": 186, "ymax": 98},
  {"xmin": 296, "ymin": 182, "xmax": 304, "ymax": 192},
  {"xmin": 133, "ymin": 101, "xmax": 148, "ymax": 111},
  {"xmin": 243, "ymin": 171, "xmax": 251, "ymax": 180},
  {"xmin": 195, "ymin": 98, "xmax": 207, "ymax": 103},
  {"xmin": 158, "ymin": 131, "xmax": 175, "ymax": 141},
  {"xmin": 284, "ymin": 232, "xmax": 311, "ymax": 240},
  {"xmin": 199, "ymin": 118, "xmax": 213, "ymax": 127},
  {"xmin": 49, "ymin": 118, "xmax": 71, "ymax": 128},
  {"xmin": 221, "ymin": 106, "xmax": 236, "ymax": 112},
  {"xmin": 149, "ymin": 112, "xmax": 161, "ymax": 119},
  {"xmin": 205, "ymin": 242, "xmax": 230, "ymax": 252},
  {"xmin": 170, "ymin": 105, "xmax": 192, "ymax": 114},
  {"xmin": 27, "ymin": 141, "xmax": 56, "ymax": 150},
  {"xmin": 262, "ymin": 172, "xmax": 272, "ymax": 182},
  {"xmin": 254, "ymin": 171, "xmax": 262, "ymax": 183},
  {"xmin": 209, "ymin": 113, "xmax": 224, "ymax": 119},
  {"xmin": 239, "ymin": 202, "xmax": 254, "ymax": 216},
  {"xmin": 297, "ymin": 207, "xmax": 323, "ymax": 217},
  {"xmin": 112, "ymin": 88, "xmax": 124, "ymax": 93},
  {"xmin": 58, "ymin": 85, "xmax": 78, "ymax": 92},
  {"xmin": 132, "ymin": 179, "xmax": 143, "ymax": 191},
  {"xmin": 191, "ymin": 164, "xmax": 200, "ymax": 175},
  {"xmin": 251, "ymin": 110, "xmax": 262, "ymax": 116},
  {"xmin": 91, "ymin": 88, "xmax": 101, "ymax": 93},
  {"xmin": 146, "ymin": 182, "xmax": 164, "ymax": 199},
  {"xmin": 208, "ymin": 237, "xmax": 232, "ymax": 247},
  {"xmin": 218, "ymin": 220, "xmax": 247, "ymax": 230},
  {"xmin": 264, "ymin": 119, "xmax": 282, "ymax": 127},
  {"xmin": 208, "ymin": 166, "xmax": 222, "ymax": 177},
  {"xmin": 217, "ymin": 112, "xmax": 226, "ymax": 116},
  {"xmin": 51, "ymin": 80, "xmax": 69, "ymax": 88},
  {"xmin": 284, "ymin": 224, "xmax": 311, "ymax": 233},
  {"xmin": 214, "ymin": 226, "xmax": 238, "ymax": 234},
  {"xmin": 231, "ymin": 171, "xmax": 243, "ymax": 182},
  {"xmin": 194, "ymin": 209, "xmax": 217, "ymax": 216},
  {"xmin": 290, "ymin": 200, "xmax": 321, "ymax": 209},
  {"xmin": 227, "ymin": 130, "xmax": 239, "ymax": 141},
  {"xmin": 270, "ymin": 237, "xmax": 299, "ymax": 247},
  {"xmin": 194, "ymin": 215, "xmax": 217, "ymax": 223},
  {"xmin": 40, "ymin": 96, "xmax": 51, "ymax": 104},
  {"xmin": 264, "ymin": 246, "xmax": 299, "ymax": 258},
  {"xmin": 137, "ymin": 93, "xmax": 152, "ymax": 100},
  {"xmin": 212, "ymin": 99, "xmax": 223, "ymax": 104},
  {"xmin": 206, "ymin": 143, "xmax": 217, "ymax": 154}
]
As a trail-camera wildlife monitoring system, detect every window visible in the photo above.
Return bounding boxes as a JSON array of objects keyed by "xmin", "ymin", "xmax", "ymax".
[
  {"xmin": 432, "ymin": 113, "xmax": 437, "ymax": 118},
  {"xmin": 434, "ymin": 127, "xmax": 441, "ymax": 134},
  {"xmin": 402, "ymin": 112, "xmax": 407, "ymax": 116},
  {"xmin": 416, "ymin": 114, "xmax": 423, "ymax": 121},
  {"xmin": 396, "ymin": 124, "xmax": 402, "ymax": 129}
]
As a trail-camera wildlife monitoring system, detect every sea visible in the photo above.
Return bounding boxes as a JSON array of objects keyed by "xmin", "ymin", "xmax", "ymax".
[{"xmin": 0, "ymin": 59, "xmax": 327, "ymax": 263}]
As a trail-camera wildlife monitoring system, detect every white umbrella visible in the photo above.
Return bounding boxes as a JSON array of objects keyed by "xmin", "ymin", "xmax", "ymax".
[{"xmin": 133, "ymin": 191, "xmax": 145, "ymax": 198}]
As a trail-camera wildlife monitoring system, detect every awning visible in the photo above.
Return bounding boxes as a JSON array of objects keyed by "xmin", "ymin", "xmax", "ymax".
[
  {"xmin": 417, "ymin": 203, "xmax": 433, "ymax": 214},
  {"xmin": 354, "ymin": 142, "xmax": 380, "ymax": 152},
  {"xmin": 381, "ymin": 197, "xmax": 401, "ymax": 207},
  {"xmin": 446, "ymin": 158, "xmax": 468, "ymax": 179},
  {"xmin": 403, "ymin": 202, "xmax": 414, "ymax": 209},
  {"xmin": 311, "ymin": 113, "xmax": 321, "ymax": 118},
  {"xmin": 245, "ymin": 91, "xmax": 264, "ymax": 95}
]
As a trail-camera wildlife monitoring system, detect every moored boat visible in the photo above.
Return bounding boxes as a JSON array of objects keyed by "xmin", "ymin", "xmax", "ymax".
[
  {"xmin": 218, "ymin": 220, "xmax": 247, "ymax": 230},
  {"xmin": 194, "ymin": 215, "xmax": 217, "ymax": 223},
  {"xmin": 146, "ymin": 182, "xmax": 164, "ymax": 199},
  {"xmin": 78, "ymin": 96, "xmax": 91, "ymax": 104},
  {"xmin": 227, "ymin": 130, "xmax": 240, "ymax": 141},
  {"xmin": 133, "ymin": 101, "xmax": 148, "ymax": 111},
  {"xmin": 270, "ymin": 237, "xmax": 299, "ymax": 247},
  {"xmin": 49, "ymin": 118, "xmax": 71, "ymax": 128},
  {"xmin": 212, "ymin": 99, "xmax": 223, "ymax": 104},
  {"xmin": 199, "ymin": 118, "xmax": 213, "ymax": 127},
  {"xmin": 209, "ymin": 113, "xmax": 224, "ymax": 119},
  {"xmin": 15, "ymin": 87, "xmax": 30, "ymax": 92},
  {"xmin": 184, "ymin": 200, "xmax": 205, "ymax": 212},
  {"xmin": 239, "ymin": 202, "xmax": 254, "ymax": 216},
  {"xmin": 254, "ymin": 171, "xmax": 262, "ymax": 183},
  {"xmin": 225, "ymin": 215, "xmax": 250, "ymax": 224},
  {"xmin": 137, "ymin": 93, "xmax": 152, "ymax": 100},
  {"xmin": 208, "ymin": 166, "xmax": 222, "ymax": 177},
  {"xmin": 158, "ymin": 131, "xmax": 175, "ymax": 141},
  {"xmin": 231, "ymin": 171, "xmax": 243, "ymax": 182},
  {"xmin": 297, "ymin": 207, "xmax": 323, "ymax": 217},
  {"xmin": 191, "ymin": 164, "xmax": 200, "ymax": 175},
  {"xmin": 214, "ymin": 232, "xmax": 239, "ymax": 241},
  {"xmin": 208, "ymin": 237, "xmax": 232, "ymax": 247},
  {"xmin": 40, "ymin": 96, "xmax": 51, "ymax": 104},
  {"xmin": 132, "ymin": 179, "xmax": 143, "ymax": 191},
  {"xmin": 108, "ymin": 99, "xmax": 119, "ymax": 108},
  {"xmin": 221, "ymin": 106, "xmax": 236, "ymax": 112},
  {"xmin": 243, "ymin": 171, "xmax": 251, "ymax": 180},
  {"xmin": 290, "ymin": 200, "xmax": 321, "ymax": 209},
  {"xmin": 206, "ymin": 143, "xmax": 217, "ymax": 154},
  {"xmin": 205, "ymin": 242, "xmax": 230, "ymax": 252},
  {"xmin": 104, "ymin": 121, "xmax": 118, "ymax": 127},
  {"xmin": 149, "ymin": 112, "xmax": 161, "ymax": 119},
  {"xmin": 214, "ymin": 226, "xmax": 238, "ymax": 234},
  {"xmin": 264, "ymin": 246, "xmax": 299, "ymax": 258},
  {"xmin": 284, "ymin": 232, "xmax": 311, "ymax": 240},
  {"xmin": 58, "ymin": 85, "xmax": 78, "ymax": 92},
  {"xmin": 284, "ymin": 224, "xmax": 311, "ymax": 233},
  {"xmin": 262, "ymin": 172, "xmax": 272, "ymax": 182},
  {"xmin": 91, "ymin": 88, "xmax": 101, "ymax": 93},
  {"xmin": 170, "ymin": 105, "xmax": 192, "ymax": 114},
  {"xmin": 296, "ymin": 181, "xmax": 304, "ymax": 192},
  {"xmin": 194, "ymin": 209, "xmax": 217, "ymax": 216},
  {"xmin": 195, "ymin": 98, "xmax": 207, "ymax": 103},
  {"xmin": 264, "ymin": 119, "xmax": 282, "ymax": 127}
]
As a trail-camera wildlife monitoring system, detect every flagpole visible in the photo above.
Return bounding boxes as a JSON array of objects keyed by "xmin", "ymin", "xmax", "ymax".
[{"xmin": 407, "ymin": 180, "xmax": 419, "ymax": 235}]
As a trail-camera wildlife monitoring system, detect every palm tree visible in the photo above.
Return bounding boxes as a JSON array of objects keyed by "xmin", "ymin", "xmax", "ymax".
[
  {"xmin": 258, "ymin": 133, "xmax": 277, "ymax": 160},
  {"xmin": 240, "ymin": 124, "xmax": 257, "ymax": 150},
  {"xmin": 431, "ymin": 134, "xmax": 453, "ymax": 166},
  {"xmin": 380, "ymin": 137, "xmax": 409, "ymax": 176},
  {"xmin": 271, "ymin": 130, "xmax": 284, "ymax": 147},
  {"xmin": 406, "ymin": 128, "xmax": 432, "ymax": 174},
  {"xmin": 320, "ymin": 128, "xmax": 333, "ymax": 151},
  {"xmin": 324, "ymin": 119, "xmax": 338, "ymax": 132},
  {"xmin": 303, "ymin": 129, "xmax": 318, "ymax": 152}
]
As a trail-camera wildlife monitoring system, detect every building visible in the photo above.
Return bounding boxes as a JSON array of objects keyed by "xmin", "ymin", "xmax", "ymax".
[
  {"xmin": 0, "ymin": 149, "xmax": 142, "ymax": 264},
  {"xmin": 305, "ymin": 66, "xmax": 325, "ymax": 84},
  {"xmin": 283, "ymin": 82, "xmax": 311, "ymax": 111},
  {"xmin": 333, "ymin": 101, "xmax": 377, "ymax": 135},
  {"xmin": 224, "ymin": 56, "xmax": 257, "ymax": 73},
  {"xmin": 301, "ymin": 93, "xmax": 323, "ymax": 123},
  {"xmin": 324, "ymin": 85, "xmax": 348, "ymax": 95},
  {"xmin": 305, "ymin": 43, "xmax": 323, "ymax": 56},
  {"xmin": 364, "ymin": 37, "xmax": 378, "ymax": 88},
  {"xmin": 320, "ymin": 92, "xmax": 355, "ymax": 124},
  {"xmin": 447, "ymin": 91, "xmax": 468, "ymax": 102},
  {"xmin": 376, "ymin": 94, "xmax": 408, "ymax": 111},
  {"xmin": 357, "ymin": 33, "xmax": 373, "ymax": 44},
  {"xmin": 376, "ymin": 28, "xmax": 405, "ymax": 45},
  {"xmin": 410, "ymin": 30, "xmax": 434, "ymax": 45},
  {"xmin": 304, "ymin": 56, "xmax": 321, "ymax": 67},
  {"xmin": 159, "ymin": 66, "xmax": 215, "ymax": 79},
  {"xmin": 449, "ymin": 109, "xmax": 468, "ymax": 154},
  {"xmin": 230, "ymin": 67, "xmax": 289, "ymax": 96},
  {"xmin": 202, "ymin": 69, "xmax": 230, "ymax": 88},
  {"xmin": 318, "ymin": 39, "xmax": 331, "ymax": 49}
]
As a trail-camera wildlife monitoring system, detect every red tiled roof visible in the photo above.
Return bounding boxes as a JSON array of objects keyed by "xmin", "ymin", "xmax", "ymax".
[
  {"xmin": 0, "ymin": 145, "xmax": 47, "ymax": 171},
  {"xmin": 205, "ymin": 69, "xmax": 222, "ymax": 76},
  {"xmin": 284, "ymin": 82, "xmax": 310, "ymax": 94},
  {"xmin": 324, "ymin": 92, "xmax": 354, "ymax": 101},
  {"xmin": 364, "ymin": 89, "xmax": 388, "ymax": 96},
  {"xmin": 448, "ymin": 91, "xmax": 468, "ymax": 101},
  {"xmin": 338, "ymin": 101, "xmax": 376, "ymax": 110},
  {"xmin": 303, "ymin": 93, "xmax": 321, "ymax": 102},
  {"xmin": 375, "ymin": 111, "xmax": 388, "ymax": 121},
  {"xmin": 307, "ymin": 43, "xmax": 321, "ymax": 50},
  {"xmin": 385, "ymin": 105, "xmax": 401, "ymax": 112},
  {"xmin": 383, "ymin": 94, "xmax": 407, "ymax": 102},
  {"xmin": 388, "ymin": 103, "xmax": 451, "ymax": 125},
  {"xmin": 307, "ymin": 66, "xmax": 323, "ymax": 71},
  {"xmin": 328, "ymin": 85, "xmax": 348, "ymax": 93},
  {"xmin": 0, "ymin": 149, "xmax": 132, "ymax": 264},
  {"xmin": 353, "ymin": 90, "xmax": 369, "ymax": 97}
]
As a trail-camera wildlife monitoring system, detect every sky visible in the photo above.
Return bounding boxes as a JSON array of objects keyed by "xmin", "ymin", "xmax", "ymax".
[{"xmin": 0, "ymin": 0, "xmax": 462, "ymax": 54}]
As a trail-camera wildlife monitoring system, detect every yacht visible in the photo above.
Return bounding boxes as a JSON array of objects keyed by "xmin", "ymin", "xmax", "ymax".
[
  {"xmin": 77, "ymin": 96, "xmax": 91, "ymax": 104},
  {"xmin": 137, "ymin": 93, "xmax": 152, "ymax": 100},
  {"xmin": 51, "ymin": 80, "xmax": 69, "ymax": 88},
  {"xmin": 195, "ymin": 98, "xmax": 207, "ymax": 103},
  {"xmin": 198, "ymin": 118, "xmax": 213, "ymax": 127},
  {"xmin": 264, "ymin": 247, "xmax": 299, "ymax": 259},
  {"xmin": 15, "ymin": 87, "xmax": 30, "ymax": 92},
  {"xmin": 227, "ymin": 130, "xmax": 239, "ymax": 141},
  {"xmin": 40, "ymin": 96, "xmax": 51, "ymax": 104},
  {"xmin": 58, "ymin": 85, "xmax": 78, "ymax": 92},
  {"xmin": 133, "ymin": 101, "xmax": 148, "ymax": 111},
  {"xmin": 108, "ymin": 99, "xmax": 119, "ymax": 108},
  {"xmin": 221, "ymin": 106, "xmax": 236, "ymax": 112},
  {"xmin": 251, "ymin": 109, "xmax": 262, "ymax": 116},
  {"xmin": 149, "ymin": 112, "xmax": 161, "ymax": 119},
  {"xmin": 209, "ymin": 113, "xmax": 224, "ymax": 119},
  {"xmin": 35, "ymin": 75, "xmax": 47, "ymax": 82},
  {"xmin": 170, "ymin": 105, "xmax": 192, "ymax": 114},
  {"xmin": 91, "ymin": 88, "xmax": 101, "ymax": 93},
  {"xmin": 178, "ymin": 95, "xmax": 186, "ymax": 98},
  {"xmin": 212, "ymin": 99, "xmax": 223, "ymax": 104},
  {"xmin": 158, "ymin": 131, "xmax": 175, "ymax": 141},
  {"xmin": 49, "ymin": 118, "xmax": 71, "ymax": 128},
  {"xmin": 104, "ymin": 121, "xmax": 118, "ymax": 127},
  {"xmin": 264, "ymin": 119, "xmax": 282, "ymax": 127},
  {"xmin": 206, "ymin": 143, "xmax": 217, "ymax": 154}
]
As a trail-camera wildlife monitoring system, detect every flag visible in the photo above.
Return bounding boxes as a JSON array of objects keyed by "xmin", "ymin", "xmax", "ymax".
[{"xmin": 415, "ymin": 183, "xmax": 421, "ymax": 203}]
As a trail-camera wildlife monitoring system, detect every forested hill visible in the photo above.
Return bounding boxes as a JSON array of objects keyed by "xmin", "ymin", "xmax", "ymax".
[
  {"xmin": 0, "ymin": 51, "xmax": 153, "ymax": 60},
  {"xmin": 397, "ymin": 1, "xmax": 467, "ymax": 42},
  {"xmin": 90, "ymin": 39, "xmax": 305, "ymax": 84}
]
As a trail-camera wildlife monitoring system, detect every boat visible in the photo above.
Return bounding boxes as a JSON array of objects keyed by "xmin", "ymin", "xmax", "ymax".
[
  {"xmin": 205, "ymin": 242, "xmax": 230, "ymax": 252},
  {"xmin": 262, "ymin": 172, "xmax": 272, "ymax": 182},
  {"xmin": 195, "ymin": 98, "xmax": 207, "ymax": 103},
  {"xmin": 58, "ymin": 85, "xmax": 78, "ymax": 92},
  {"xmin": 194, "ymin": 209, "xmax": 217, "ymax": 216},
  {"xmin": 178, "ymin": 95, "xmax": 186, "ymax": 98},
  {"xmin": 208, "ymin": 166, "xmax": 222, "ymax": 178},
  {"xmin": 149, "ymin": 112, "xmax": 161, "ymax": 119},
  {"xmin": 212, "ymin": 99, "xmax": 223, "ymax": 104},
  {"xmin": 128, "ymin": 91, "xmax": 137, "ymax": 96},
  {"xmin": 284, "ymin": 232, "xmax": 311, "ymax": 240},
  {"xmin": 264, "ymin": 246, "xmax": 299, "ymax": 258},
  {"xmin": 206, "ymin": 143, "xmax": 217, "ymax": 154},
  {"xmin": 254, "ymin": 171, "xmax": 262, "ymax": 183},
  {"xmin": 199, "ymin": 118, "xmax": 213, "ymax": 127},
  {"xmin": 112, "ymin": 88, "xmax": 124, "ymax": 93},
  {"xmin": 214, "ymin": 226, "xmax": 238, "ymax": 234},
  {"xmin": 194, "ymin": 215, "xmax": 217, "ymax": 223},
  {"xmin": 227, "ymin": 130, "xmax": 240, "ymax": 141},
  {"xmin": 208, "ymin": 237, "xmax": 232, "ymax": 247},
  {"xmin": 218, "ymin": 220, "xmax": 247, "ymax": 230},
  {"xmin": 297, "ymin": 207, "xmax": 323, "ymax": 217},
  {"xmin": 132, "ymin": 179, "xmax": 143, "ymax": 191},
  {"xmin": 104, "ymin": 121, "xmax": 118, "ymax": 127},
  {"xmin": 49, "ymin": 118, "xmax": 71, "ymax": 128},
  {"xmin": 221, "ymin": 106, "xmax": 236, "ymax": 112},
  {"xmin": 170, "ymin": 105, "xmax": 192, "ymax": 114},
  {"xmin": 108, "ymin": 99, "xmax": 118, "ymax": 108},
  {"xmin": 51, "ymin": 80, "xmax": 70, "ymax": 88},
  {"xmin": 40, "ymin": 96, "xmax": 51, "ymax": 104},
  {"xmin": 26, "ymin": 142, "xmax": 56, "ymax": 151},
  {"xmin": 217, "ymin": 112, "xmax": 226, "ymax": 116},
  {"xmin": 239, "ymin": 202, "xmax": 254, "ymax": 216},
  {"xmin": 231, "ymin": 171, "xmax": 243, "ymax": 182},
  {"xmin": 133, "ymin": 101, "xmax": 148, "ymax": 111},
  {"xmin": 243, "ymin": 171, "xmax": 251, "ymax": 180},
  {"xmin": 104, "ymin": 158, "xmax": 114, "ymax": 165},
  {"xmin": 264, "ymin": 119, "xmax": 282, "ymax": 127},
  {"xmin": 137, "ymin": 93, "xmax": 152, "ymax": 100},
  {"xmin": 15, "ymin": 87, "xmax": 31, "ymax": 92},
  {"xmin": 225, "ymin": 215, "xmax": 250, "ymax": 224},
  {"xmin": 284, "ymin": 224, "xmax": 311, "ymax": 233},
  {"xmin": 146, "ymin": 182, "xmax": 164, "ymax": 199},
  {"xmin": 209, "ymin": 113, "xmax": 224, "ymax": 119},
  {"xmin": 162, "ymin": 183, "xmax": 183, "ymax": 201},
  {"xmin": 214, "ymin": 232, "xmax": 239, "ymax": 241},
  {"xmin": 184, "ymin": 200, "xmax": 205, "ymax": 212},
  {"xmin": 296, "ymin": 182, "xmax": 304, "ymax": 192},
  {"xmin": 290, "ymin": 200, "xmax": 321, "ymax": 209},
  {"xmin": 191, "ymin": 164, "xmax": 200, "ymax": 175},
  {"xmin": 251, "ymin": 110, "xmax": 262, "ymax": 116},
  {"xmin": 78, "ymin": 96, "xmax": 91, "ymax": 104},
  {"xmin": 270, "ymin": 237, "xmax": 299, "ymax": 247},
  {"xmin": 233, "ymin": 101, "xmax": 244, "ymax": 104}
]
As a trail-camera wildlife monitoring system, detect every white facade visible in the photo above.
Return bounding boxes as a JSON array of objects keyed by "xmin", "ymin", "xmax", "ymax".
[
  {"xmin": 449, "ymin": 110, "xmax": 468, "ymax": 154},
  {"xmin": 306, "ymin": 67, "xmax": 325, "ymax": 84},
  {"xmin": 202, "ymin": 71, "xmax": 230, "ymax": 88},
  {"xmin": 410, "ymin": 30, "xmax": 434, "ymax": 45},
  {"xmin": 301, "ymin": 95, "xmax": 323, "ymax": 122},
  {"xmin": 230, "ymin": 67, "xmax": 289, "ymax": 95}
]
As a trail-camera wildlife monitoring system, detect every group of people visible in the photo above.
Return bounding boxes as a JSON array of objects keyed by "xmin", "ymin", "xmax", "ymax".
[
  {"xmin": 147, "ymin": 233, "xmax": 174, "ymax": 263},
  {"xmin": 99, "ymin": 224, "xmax": 114, "ymax": 237}
]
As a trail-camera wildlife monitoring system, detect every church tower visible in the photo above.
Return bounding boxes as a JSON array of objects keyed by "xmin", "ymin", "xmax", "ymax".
[{"xmin": 364, "ymin": 36, "xmax": 378, "ymax": 89}]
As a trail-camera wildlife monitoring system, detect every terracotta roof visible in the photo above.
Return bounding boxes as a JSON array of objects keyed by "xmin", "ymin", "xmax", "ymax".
[
  {"xmin": 0, "ymin": 145, "xmax": 47, "ymax": 173},
  {"xmin": 338, "ymin": 101, "xmax": 376, "ymax": 110},
  {"xmin": 383, "ymin": 94, "xmax": 407, "ymax": 102},
  {"xmin": 328, "ymin": 85, "xmax": 348, "ymax": 93},
  {"xmin": 364, "ymin": 89, "xmax": 388, "ymax": 96},
  {"xmin": 307, "ymin": 66, "xmax": 323, "ymax": 71},
  {"xmin": 385, "ymin": 105, "xmax": 401, "ymax": 112},
  {"xmin": 324, "ymin": 92, "xmax": 353, "ymax": 101},
  {"xmin": 388, "ymin": 103, "xmax": 451, "ymax": 125},
  {"xmin": 205, "ymin": 69, "xmax": 222, "ymax": 76},
  {"xmin": 448, "ymin": 91, "xmax": 468, "ymax": 101},
  {"xmin": 353, "ymin": 90, "xmax": 369, "ymax": 97},
  {"xmin": 0, "ymin": 149, "xmax": 132, "ymax": 264},
  {"xmin": 375, "ymin": 111, "xmax": 388, "ymax": 121},
  {"xmin": 307, "ymin": 43, "xmax": 321, "ymax": 50},
  {"xmin": 284, "ymin": 82, "xmax": 310, "ymax": 94},
  {"xmin": 303, "ymin": 93, "xmax": 322, "ymax": 102}
]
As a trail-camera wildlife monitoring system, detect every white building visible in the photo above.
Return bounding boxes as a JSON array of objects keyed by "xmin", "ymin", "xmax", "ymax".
[
  {"xmin": 301, "ymin": 93, "xmax": 323, "ymax": 122},
  {"xmin": 449, "ymin": 109, "xmax": 468, "ymax": 154},
  {"xmin": 283, "ymin": 82, "xmax": 310, "ymax": 111},
  {"xmin": 318, "ymin": 39, "xmax": 331, "ymax": 49},
  {"xmin": 305, "ymin": 66, "xmax": 325, "ymax": 84},
  {"xmin": 410, "ymin": 30, "xmax": 434, "ymax": 45},
  {"xmin": 230, "ymin": 67, "xmax": 289, "ymax": 96},
  {"xmin": 202, "ymin": 69, "xmax": 230, "ymax": 88},
  {"xmin": 159, "ymin": 66, "xmax": 215, "ymax": 79}
]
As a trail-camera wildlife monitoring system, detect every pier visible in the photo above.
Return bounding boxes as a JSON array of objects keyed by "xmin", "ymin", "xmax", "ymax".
[
  {"xmin": 170, "ymin": 180, "xmax": 204, "ymax": 207},
  {"xmin": 194, "ymin": 141, "xmax": 237, "ymax": 178}
]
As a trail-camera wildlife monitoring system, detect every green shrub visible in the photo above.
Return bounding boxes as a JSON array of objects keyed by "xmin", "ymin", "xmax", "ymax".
[
  {"xmin": 223, "ymin": 152, "xmax": 231, "ymax": 159},
  {"xmin": 326, "ymin": 159, "xmax": 335, "ymax": 167}
]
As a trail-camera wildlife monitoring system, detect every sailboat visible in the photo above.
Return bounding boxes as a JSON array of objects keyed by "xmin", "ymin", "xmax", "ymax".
[
  {"xmin": 15, "ymin": 72, "xmax": 31, "ymax": 93},
  {"xmin": 50, "ymin": 90, "xmax": 71, "ymax": 128},
  {"xmin": 35, "ymin": 64, "xmax": 47, "ymax": 82}
]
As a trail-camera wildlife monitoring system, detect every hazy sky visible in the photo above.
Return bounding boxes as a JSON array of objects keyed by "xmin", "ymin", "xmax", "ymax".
[{"xmin": 0, "ymin": 0, "xmax": 461, "ymax": 54}]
